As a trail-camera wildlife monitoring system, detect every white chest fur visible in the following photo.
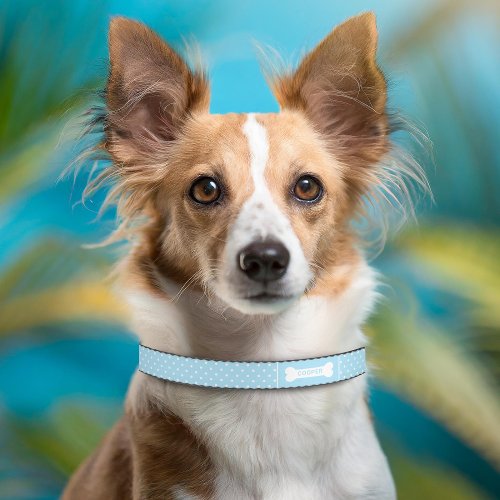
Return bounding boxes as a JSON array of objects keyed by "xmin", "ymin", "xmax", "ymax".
[{"xmin": 125, "ymin": 263, "xmax": 395, "ymax": 499}]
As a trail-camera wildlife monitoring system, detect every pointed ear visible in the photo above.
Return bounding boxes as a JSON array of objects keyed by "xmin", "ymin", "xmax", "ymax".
[
  {"xmin": 105, "ymin": 17, "xmax": 210, "ymax": 163},
  {"xmin": 270, "ymin": 13, "xmax": 389, "ymax": 194}
]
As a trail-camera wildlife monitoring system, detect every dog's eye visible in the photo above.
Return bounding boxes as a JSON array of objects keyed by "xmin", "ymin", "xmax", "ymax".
[
  {"xmin": 293, "ymin": 175, "xmax": 322, "ymax": 202},
  {"xmin": 189, "ymin": 177, "xmax": 221, "ymax": 205}
]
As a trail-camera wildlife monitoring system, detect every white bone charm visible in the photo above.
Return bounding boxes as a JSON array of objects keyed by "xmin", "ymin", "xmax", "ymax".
[{"xmin": 285, "ymin": 361, "xmax": 334, "ymax": 382}]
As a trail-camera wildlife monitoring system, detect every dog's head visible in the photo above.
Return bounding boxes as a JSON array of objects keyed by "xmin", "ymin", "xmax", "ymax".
[{"xmin": 98, "ymin": 13, "xmax": 409, "ymax": 315}]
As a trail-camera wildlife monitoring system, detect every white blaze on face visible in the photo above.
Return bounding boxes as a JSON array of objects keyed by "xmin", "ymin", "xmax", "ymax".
[
  {"xmin": 214, "ymin": 114, "xmax": 312, "ymax": 314},
  {"xmin": 243, "ymin": 113, "xmax": 269, "ymax": 214}
]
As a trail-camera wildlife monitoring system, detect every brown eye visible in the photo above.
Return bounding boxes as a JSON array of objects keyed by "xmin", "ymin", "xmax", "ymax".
[
  {"xmin": 189, "ymin": 177, "xmax": 221, "ymax": 205},
  {"xmin": 293, "ymin": 175, "xmax": 322, "ymax": 202}
]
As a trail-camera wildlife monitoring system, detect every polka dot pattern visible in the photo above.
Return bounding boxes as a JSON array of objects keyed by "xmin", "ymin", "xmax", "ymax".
[{"xmin": 139, "ymin": 345, "xmax": 365, "ymax": 390}]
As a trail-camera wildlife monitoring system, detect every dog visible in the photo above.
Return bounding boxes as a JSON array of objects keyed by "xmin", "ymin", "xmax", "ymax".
[{"xmin": 63, "ymin": 11, "xmax": 424, "ymax": 499}]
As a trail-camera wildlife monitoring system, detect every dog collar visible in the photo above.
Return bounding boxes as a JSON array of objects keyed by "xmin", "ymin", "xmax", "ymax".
[{"xmin": 139, "ymin": 345, "xmax": 365, "ymax": 390}]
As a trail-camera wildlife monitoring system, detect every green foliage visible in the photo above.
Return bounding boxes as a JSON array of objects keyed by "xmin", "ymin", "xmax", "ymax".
[
  {"xmin": 369, "ymin": 296, "xmax": 500, "ymax": 468},
  {"xmin": 0, "ymin": 4, "xmax": 121, "ymax": 493},
  {"xmin": 370, "ymin": 225, "xmax": 500, "ymax": 469},
  {"xmin": 0, "ymin": 239, "xmax": 124, "ymax": 336},
  {"xmin": 386, "ymin": 445, "xmax": 491, "ymax": 500},
  {"xmin": 0, "ymin": 400, "xmax": 121, "ymax": 496},
  {"xmin": 399, "ymin": 225, "xmax": 500, "ymax": 332},
  {"xmin": 0, "ymin": 2, "xmax": 103, "ymax": 201},
  {"xmin": 8, "ymin": 400, "xmax": 120, "ymax": 477}
]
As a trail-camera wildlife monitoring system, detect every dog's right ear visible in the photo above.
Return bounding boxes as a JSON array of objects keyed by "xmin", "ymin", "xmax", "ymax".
[{"xmin": 105, "ymin": 17, "xmax": 210, "ymax": 164}]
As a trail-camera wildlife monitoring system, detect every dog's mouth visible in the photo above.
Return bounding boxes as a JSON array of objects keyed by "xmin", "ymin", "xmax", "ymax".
[
  {"xmin": 212, "ymin": 267, "xmax": 309, "ymax": 315},
  {"xmin": 244, "ymin": 292, "xmax": 294, "ymax": 303},
  {"xmin": 211, "ymin": 279, "xmax": 302, "ymax": 315}
]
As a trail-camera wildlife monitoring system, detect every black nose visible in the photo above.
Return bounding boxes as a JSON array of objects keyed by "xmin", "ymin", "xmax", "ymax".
[{"xmin": 238, "ymin": 241, "xmax": 290, "ymax": 282}]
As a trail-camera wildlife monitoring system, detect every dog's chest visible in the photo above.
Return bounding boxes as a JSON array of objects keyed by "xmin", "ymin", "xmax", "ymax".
[
  {"xmin": 126, "ymin": 265, "xmax": 393, "ymax": 498},
  {"xmin": 212, "ymin": 393, "xmax": 337, "ymax": 498},
  {"xmin": 165, "ymin": 378, "xmax": 367, "ymax": 500}
]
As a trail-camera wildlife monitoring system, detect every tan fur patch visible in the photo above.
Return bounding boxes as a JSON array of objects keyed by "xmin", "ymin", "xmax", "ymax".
[
  {"xmin": 62, "ymin": 418, "xmax": 133, "ymax": 499},
  {"xmin": 128, "ymin": 405, "xmax": 215, "ymax": 499},
  {"xmin": 63, "ymin": 410, "xmax": 215, "ymax": 500}
]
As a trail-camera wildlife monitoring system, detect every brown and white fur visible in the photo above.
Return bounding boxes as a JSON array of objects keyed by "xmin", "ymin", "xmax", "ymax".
[{"xmin": 63, "ymin": 12, "xmax": 422, "ymax": 499}]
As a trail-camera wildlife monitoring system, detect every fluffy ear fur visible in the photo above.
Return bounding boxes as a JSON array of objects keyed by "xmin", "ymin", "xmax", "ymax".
[
  {"xmin": 105, "ymin": 17, "xmax": 210, "ymax": 164},
  {"xmin": 269, "ymin": 13, "xmax": 389, "ymax": 199}
]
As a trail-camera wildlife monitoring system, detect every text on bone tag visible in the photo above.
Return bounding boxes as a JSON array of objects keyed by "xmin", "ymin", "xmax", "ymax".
[{"xmin": 285, "ymin": 362, "xmax": 334, "ymax": 382}]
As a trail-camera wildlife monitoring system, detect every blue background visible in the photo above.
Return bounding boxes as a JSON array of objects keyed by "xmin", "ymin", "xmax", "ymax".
[{"xmin": 0, "ymin": 1, "xmax": 499, "ymax": 498}]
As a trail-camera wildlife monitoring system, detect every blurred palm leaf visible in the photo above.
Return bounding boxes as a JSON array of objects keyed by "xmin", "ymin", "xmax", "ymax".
[
  {"xmin": 8, "ymin": 401, "xmax": 119, "ymax": 477},
  {"xmin": 0, "ymin": 238, "xmax": 112, "ymax": 301},
  {"xmin": 370, "ymin": 306, "xmax": 500, "ymax": 468},
  {"xmin": 0, "ymin": 238, "xmax": 125, "ymax": 336},
  {"xmin": 377, "ymin": 0, "xmax": 500, "ymax": 474},
  {"xmin": 0, "ymin": 123, "xmax": 62, "ymax": 201},
  {"xmin": 389, "ymin": 0, "xmax": 500, "ymax": 61},
  {"xmin": 426, "ymin": 49, "xmax": 499, "ymax": 221},
  {"xmin": 0, "ymin": 1, "xmax": 103, "ymax": 202},
  {"xmin": 386, "ymin": 445, "xmax": 490, "ymax": 500},
  {"xmin": 370, "ymin": 225, "xmax": 500, "ymax": 468},
  {"xmin": 399, "ymin": 225, "xmax": 500, "ymax": 330},
  {"xmin": 0, "ymin": 281, "xmax": 124, "ymax": 335},
  {"xmin": 387, "ymin": 0, "xmax": 500, "ymax": 223}
]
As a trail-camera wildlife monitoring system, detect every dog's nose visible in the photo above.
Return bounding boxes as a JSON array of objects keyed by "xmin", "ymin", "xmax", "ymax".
[{"xmin": 238, "ymin": 241, "xmax": 290, "ymax": 282}]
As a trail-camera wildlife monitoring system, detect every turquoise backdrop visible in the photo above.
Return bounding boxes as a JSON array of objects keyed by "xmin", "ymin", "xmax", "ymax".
[{"xmin": 0, "ymin": 1, "xmax": 499, "ymax": 498}]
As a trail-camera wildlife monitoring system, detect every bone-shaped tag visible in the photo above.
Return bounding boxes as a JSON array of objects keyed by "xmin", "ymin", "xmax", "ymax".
[{"xmin": 285, "ymin": 361, "xmax": 334, "ymax": 382}]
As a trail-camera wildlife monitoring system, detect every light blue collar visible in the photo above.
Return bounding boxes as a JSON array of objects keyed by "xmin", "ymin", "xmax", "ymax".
[{"xmin": 139, "ymin": 345, "xmax": 365, "ymax": 390}]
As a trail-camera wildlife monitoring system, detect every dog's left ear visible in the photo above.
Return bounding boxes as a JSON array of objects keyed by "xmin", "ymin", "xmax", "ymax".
[{"xmin": 270, "ymin": 12, "xmax": 388, "ymax": 196}]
